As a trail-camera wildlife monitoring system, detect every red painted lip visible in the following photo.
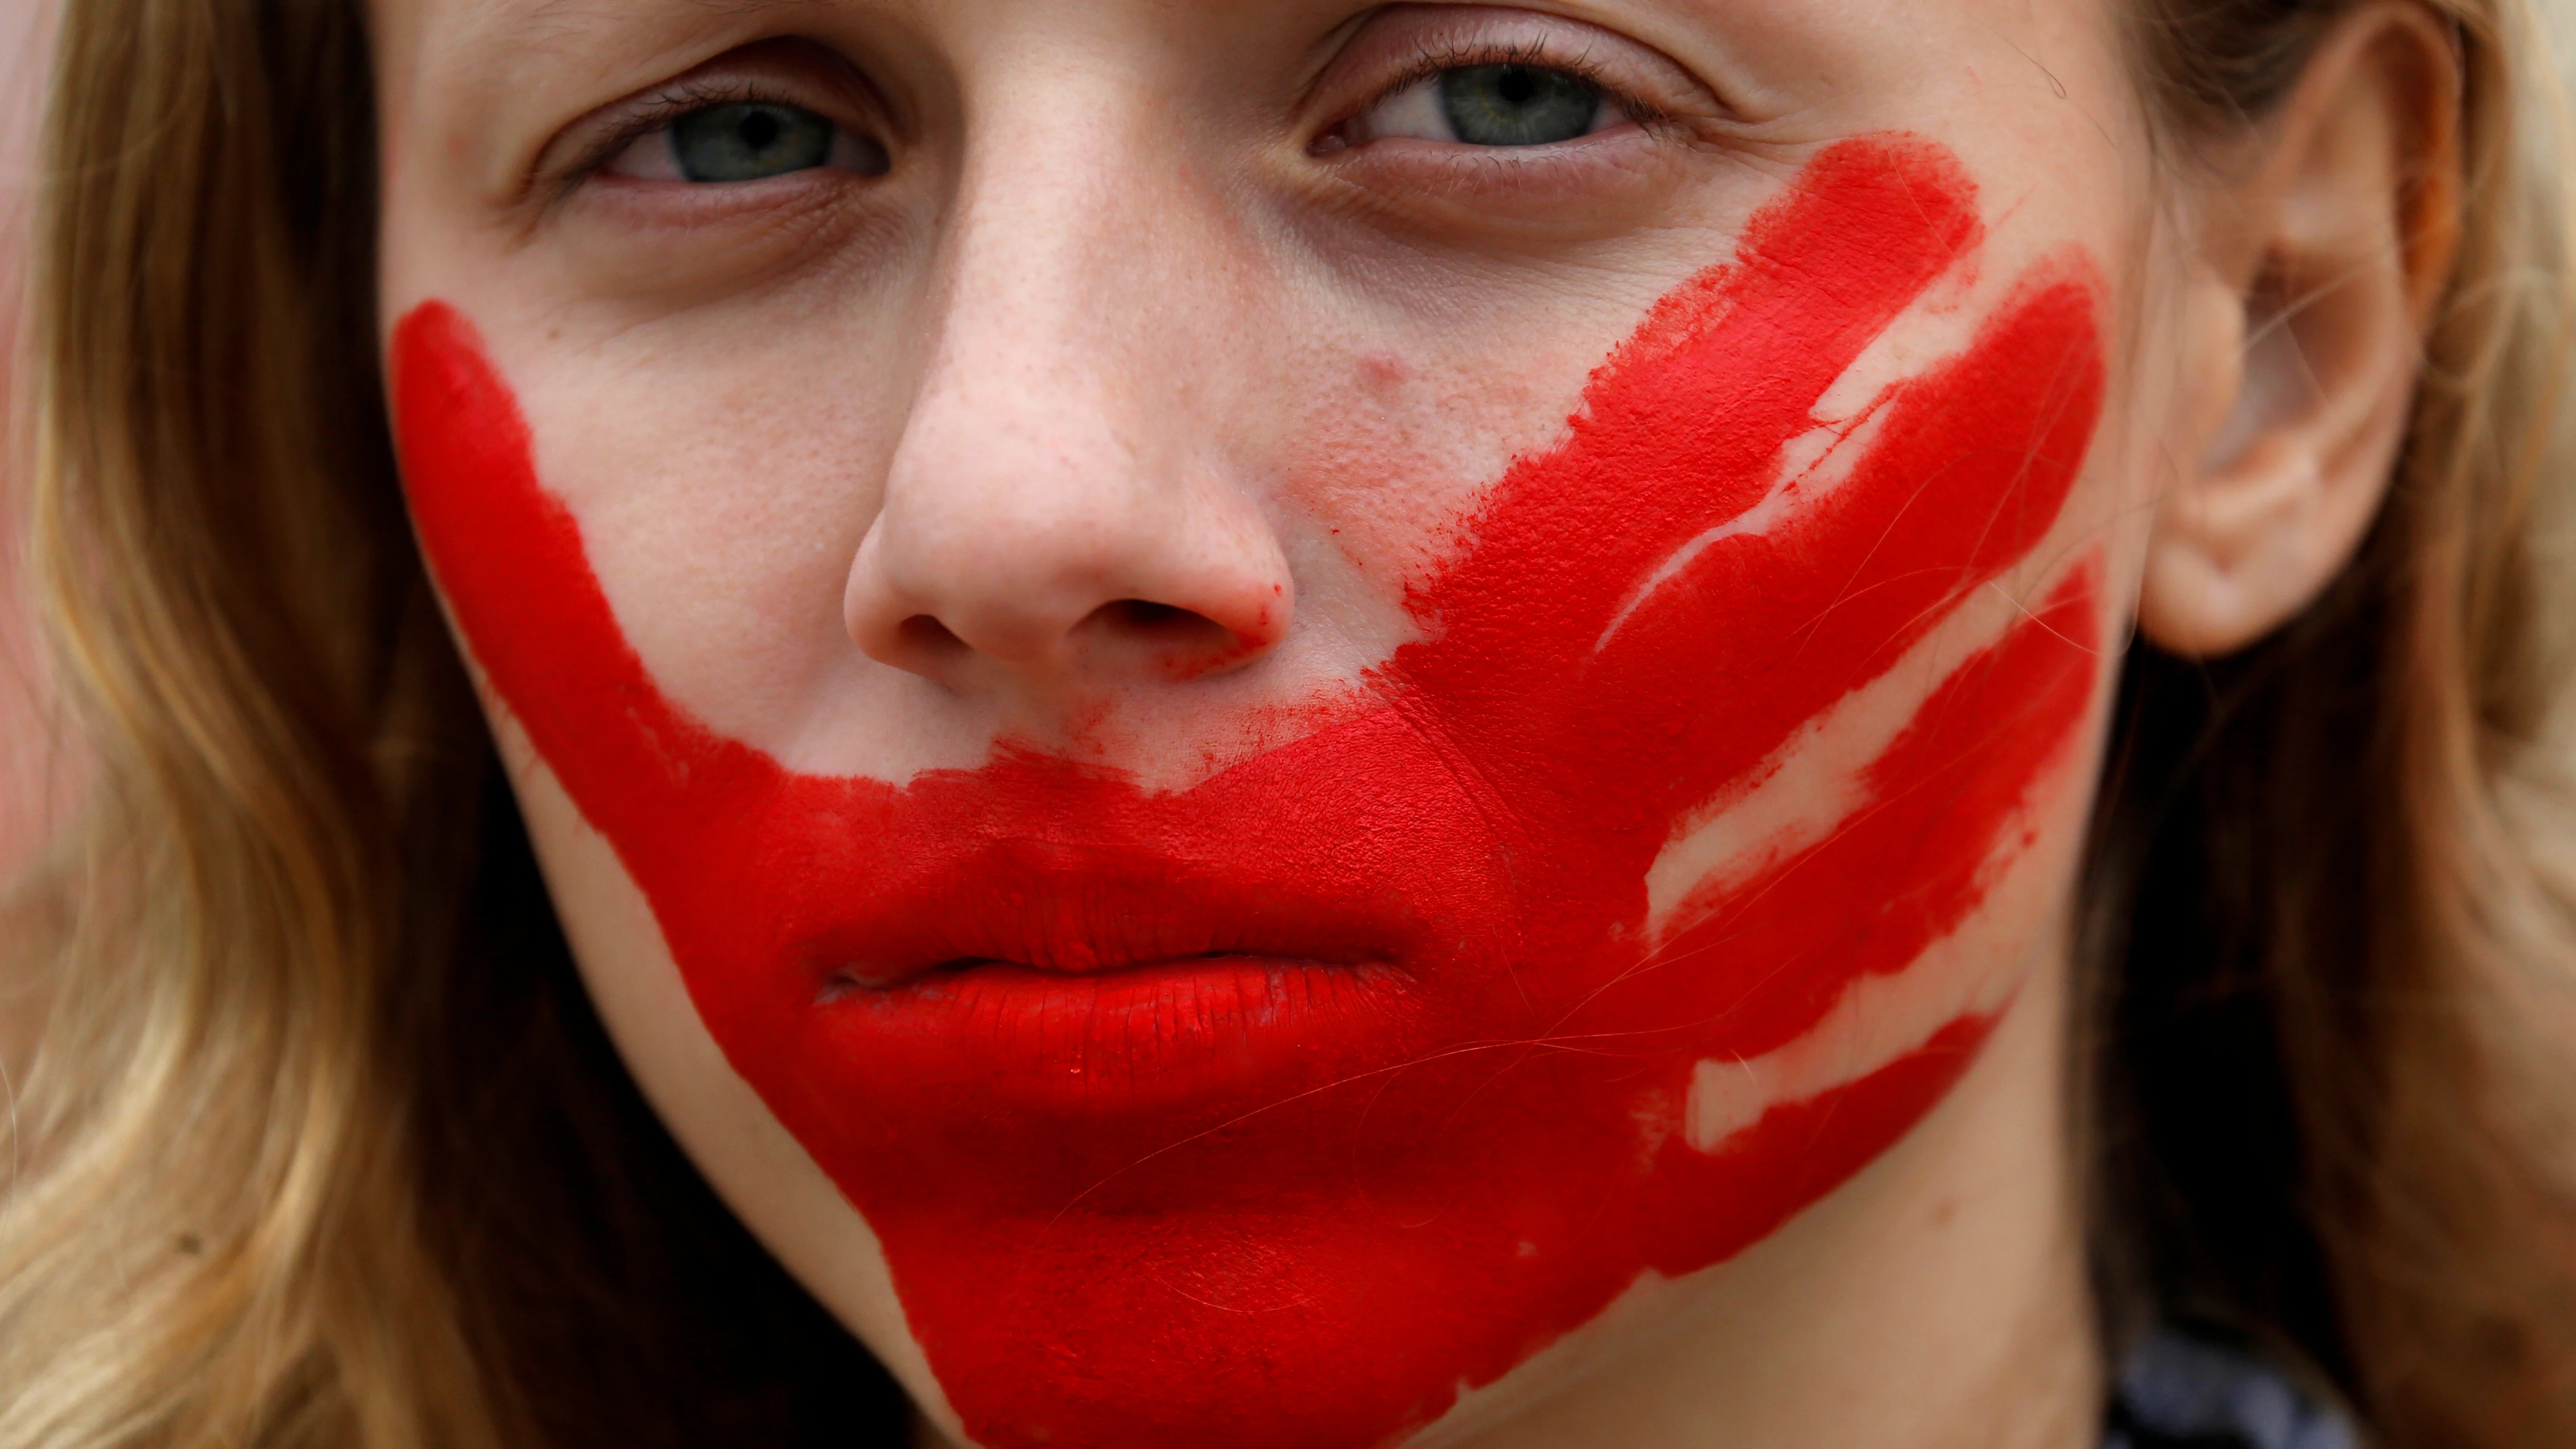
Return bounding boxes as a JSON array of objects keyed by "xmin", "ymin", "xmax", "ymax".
[
  {"xmin": 800, "ymin": 839, "xmax": 1419, "ymax": 991},
  {"xmin": 838, "ymin": 951, "xmax": 1417, "ymax": 1112},
  {"xmin": 865, "ymin": 952, "xmax": 1397, "ymax": 987},
  {"xmin": 798, "ymin": 840, "xmax": 1434, "ymax": 1109}
]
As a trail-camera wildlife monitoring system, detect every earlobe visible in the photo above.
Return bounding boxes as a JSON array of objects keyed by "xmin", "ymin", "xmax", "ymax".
[{"xmin": 2137, "ymin": 1, "xmax": 2461, "ymax": 658}]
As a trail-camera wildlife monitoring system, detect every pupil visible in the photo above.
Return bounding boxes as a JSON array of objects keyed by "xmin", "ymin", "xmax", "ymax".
[
  {"xmin": 739, "ymin": 109, "xmax": 781, "ymax": 152},
  {"xmin": 1437, "ymin": 64, "xmax": 1601, "ymax": 147}
]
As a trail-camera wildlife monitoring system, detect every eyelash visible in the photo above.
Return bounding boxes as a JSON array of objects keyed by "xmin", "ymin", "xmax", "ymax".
[{"xmin": 1341, "ymin": 36, "xmax": 1675, "ymax": 138}]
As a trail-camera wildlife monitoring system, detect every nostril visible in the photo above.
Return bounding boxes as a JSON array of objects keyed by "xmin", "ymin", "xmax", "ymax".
[
  {"xmin": 1104, "ymin": 599, "xmax": 1198, "ymax": 632},
  {"xmin": 898, "ymin": 614, "xmax": 969, "ymax": 655},
  {"xmin": 1083, "ymin": 598, "xmax": 1275, "ymax": 680}
]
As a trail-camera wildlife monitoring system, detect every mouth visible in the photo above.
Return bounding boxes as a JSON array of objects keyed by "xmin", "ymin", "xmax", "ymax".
[
  {"xmin": 804, "ymin": 832, "xmax": 1423, "ymax": 990},
  {"xmin": 793, "ymin": 841, "xmax": 1433, "ymax": 1111},
  {"xmin": 821, "ymin": 922, "xmax": 1402, "ymax": 995},
  {"xmin": 825, "ymin": 947, "xmax": 1389, "ymax": 996}
]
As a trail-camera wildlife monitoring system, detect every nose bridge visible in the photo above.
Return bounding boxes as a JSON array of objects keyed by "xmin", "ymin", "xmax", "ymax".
[
  {"xmin": 846, "ymin": 71, "xmax": 1290, "ymax": 687},
  {"xmin": 926, "ymin": 109, "xmax": 1173, "ymax": 529},
  {"xmin": 940, "ymin": 23, "xmax": 1192, "ymax": 363}
]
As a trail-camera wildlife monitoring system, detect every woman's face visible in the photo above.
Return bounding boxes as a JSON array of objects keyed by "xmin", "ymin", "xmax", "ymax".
[{"xmin": 373, "ymin": 0, "xmax": 2191, "ymax": 1442}]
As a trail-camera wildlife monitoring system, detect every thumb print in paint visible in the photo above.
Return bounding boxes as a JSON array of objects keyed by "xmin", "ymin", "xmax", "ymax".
[{"xmin": 394, "ymin": 135, "xmax": 2107, "ymax": 1448}]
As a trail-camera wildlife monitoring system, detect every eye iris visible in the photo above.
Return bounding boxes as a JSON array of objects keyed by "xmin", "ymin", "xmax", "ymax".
[
  {"xmin": 1436, "ymin": 64, "xmax": 1601, "ymax": 147},
  {"xmin": 670, "ymin": 102, "xmax": 835, "ymax": 182}
]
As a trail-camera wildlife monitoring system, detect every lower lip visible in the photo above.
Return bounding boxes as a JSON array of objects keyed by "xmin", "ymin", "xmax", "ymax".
[{"xmin": 833, "ymin": 955, "xmax": 1414, "ymax": 1113}]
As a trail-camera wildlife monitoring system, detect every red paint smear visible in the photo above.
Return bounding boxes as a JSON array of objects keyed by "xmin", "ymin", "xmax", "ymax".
[{"xmin": 392, "ymin": 136, "xmax": 2107, "ymax": 1447}]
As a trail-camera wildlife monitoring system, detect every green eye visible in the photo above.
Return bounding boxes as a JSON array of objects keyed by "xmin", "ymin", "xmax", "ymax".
[
  {"xmin": 670, "ymin": 102, "xmax": 848, "ymax": 182},
  {"xmin": 1436, "ymin": 64, "xmax": 1604, "ymax": 147}
]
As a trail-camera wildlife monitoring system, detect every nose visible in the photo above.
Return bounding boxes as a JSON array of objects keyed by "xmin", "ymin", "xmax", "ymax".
[
  {"xmin": 844, "ymin": 427, "xmax": 1292, "ymax": 684},
  {"xmin": 844, "ymin": 126, "xmax": 1291, "ymax": 691}
]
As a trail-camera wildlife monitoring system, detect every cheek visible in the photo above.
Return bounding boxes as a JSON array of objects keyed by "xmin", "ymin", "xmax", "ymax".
[
  {"xmin": 534, "ymin": 337, "xmax": 903, "ymax": 742},
  {"xmin": 1261, "ymin": 324, "xmax": 1613, "ymax": 660},
  {"xmin": 394, "ymin": 133, "xmax": 2111, "ymax": 1449}
]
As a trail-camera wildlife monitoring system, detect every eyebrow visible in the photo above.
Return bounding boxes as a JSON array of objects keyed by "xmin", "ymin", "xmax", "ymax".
[
  {"xmin": 478, "ymin": 0, "xmax": 840, "ymax": 61},
  {"xmin": 519, "ymin": 0, "xmax": 830, "ymax": 23},
  {"xmin": 421, "ymin": 0, "xmax": 850, "ymax": 209}
]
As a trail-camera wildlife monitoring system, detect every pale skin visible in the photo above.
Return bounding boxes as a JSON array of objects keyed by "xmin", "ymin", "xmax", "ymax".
[{"xmin": 369, "ymin": 0, "xmax": 2457, "ymax": 1444}]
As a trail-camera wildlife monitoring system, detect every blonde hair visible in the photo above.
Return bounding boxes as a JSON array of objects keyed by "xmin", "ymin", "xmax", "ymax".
[
  {"xmin": 2087, "ymin": 0, "xmax": 2576, "ymax": 1440},
  {"xmin": 2, "ymin": 2, "xmax": 895, "ymax": 1443},
  {"xmin": 3, "ymin": 0, "xmax": 2574, "ymax": 1444}
]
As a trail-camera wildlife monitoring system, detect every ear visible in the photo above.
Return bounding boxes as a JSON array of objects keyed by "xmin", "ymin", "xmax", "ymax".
[{"xmin": 2137, "ymin": 1, "xmax": 2463, "ymax": 658}]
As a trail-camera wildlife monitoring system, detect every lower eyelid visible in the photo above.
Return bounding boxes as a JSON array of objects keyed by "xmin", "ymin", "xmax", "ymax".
[{"xmin": 1324, "ymin": 122, "xmax": 1669, "ymax": 209}]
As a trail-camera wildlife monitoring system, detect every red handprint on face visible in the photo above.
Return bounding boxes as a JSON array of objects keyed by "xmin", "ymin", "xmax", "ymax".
[{"xmin": 395, "ymin": 134, "xmax": 2107, "ymax": 1449}]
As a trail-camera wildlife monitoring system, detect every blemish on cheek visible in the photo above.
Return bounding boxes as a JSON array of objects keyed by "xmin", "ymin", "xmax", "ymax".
[
  {"xmin": 392, "ymin": 133, "xmax": 2109, "ymax": 1449},
  {"xmin": 1359, "ymin": 350, "xmax": 1408, "ymax": 390}
]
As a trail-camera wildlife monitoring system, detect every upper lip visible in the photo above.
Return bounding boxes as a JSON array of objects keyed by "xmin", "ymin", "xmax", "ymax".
[{"xmin": 802, "ymin": 833, "xmax": 1422, "ymax": 993}]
